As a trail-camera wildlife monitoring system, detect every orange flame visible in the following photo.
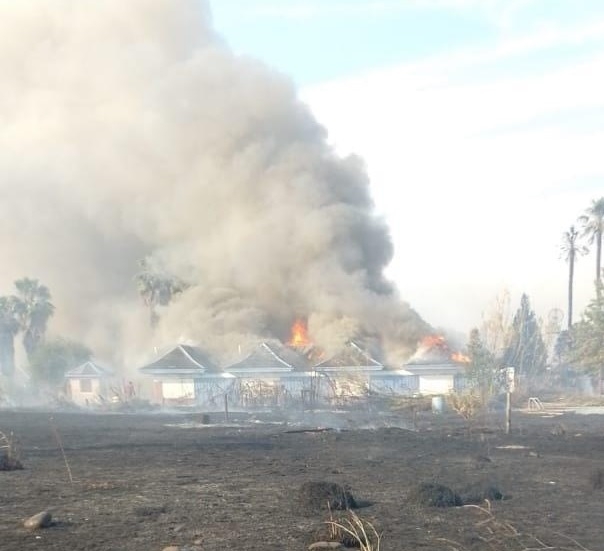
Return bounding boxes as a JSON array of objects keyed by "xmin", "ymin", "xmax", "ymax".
[
  {"xmin": 288, "ymin": 319, "xmax": 311, "ymax": 347},
  {"xmin": 451, "ymin": 352, "xmax": 471, "ymax": 364},
  {"xmin": 420, "ymin": 335, "xmax": 447, "ymax": 349},
  {"xmin": 419, "ymin": 335, "xmax": 470, "ymax": 364}
]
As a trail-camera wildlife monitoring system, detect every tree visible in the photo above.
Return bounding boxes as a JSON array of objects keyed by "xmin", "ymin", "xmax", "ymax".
[
  {"xmin": 502, "ymin": 294, "xmax": 547, "ymax": 378},
  {"xmin": 0, "ymin": 297, "xmax": 20, "ymax": 377},
  {"xmin": 134, "ymin": 259, "xmax": 187, "ymax": 327},
  {"xmin": 578, "ymin": 197, "xmax": 604, "ymax": 288},
  {"xmin": 569, "ymin": 282, "xmax": 604, "ymax": 389},
  {"xmin": 465, "ymin": 328, "xmax": 497, "ymax": 403},
  {"xmin": 560, "ymin": 225, "xmax": 587, "ymax": 329},
  {"xmin": 554, "ymin": 329, "xmax": 572, "ymax": 366},
  {"xmin": 28, "ymin": 338, "xmax": 91, "ymax": 386},
  {"xmin": 13, "ymin": 278, "xmax": 55, "ymax": 360},
  {"xmin": 480, "ymin": 289, "xmax": 512, "ymax": 357}
]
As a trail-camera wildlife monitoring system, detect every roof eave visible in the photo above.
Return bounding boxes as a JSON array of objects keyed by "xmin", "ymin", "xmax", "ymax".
[{"xmin": 139, "ymin": 368, "xmax": 206, "ymax": 376}]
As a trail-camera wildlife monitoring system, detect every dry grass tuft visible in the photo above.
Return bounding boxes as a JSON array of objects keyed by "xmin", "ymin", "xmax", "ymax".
[
  {"xmin": 325, "ymin": 511, "xmax": 381, "ymax": 551},
  {"xmin": 438, "ymin": 502, "xmax": 594, "ymax": 551},
  {"xmin": 447, "ymin": 392, "xmax": 483, "ymax": 422},
  {"xmin": 389, "ymin": 395, "xmax": 431, "ymax": 412},
  {"xmin": 0, "ymin": 429, "xmax": 23, "ymax": 471}
]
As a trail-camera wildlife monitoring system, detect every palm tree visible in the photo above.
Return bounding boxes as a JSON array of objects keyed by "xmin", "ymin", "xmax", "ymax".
[
  {"xmin": 13, "ymin": 278, "xmax": 55, "ymax": 359},
  {"xmin": 561, "ymin": 226, "xmax": 587, "ymax": 330},
  {"xmin": 578, "ymin": 197, "xmax": 604, "ymax": 287},
  {"xmin": 134, "ymin": 260, "xmax": 187, "ymax": 327},
  {"xmin": 0, "ymin": 296, "xmax": 20, "ymax": 377}
]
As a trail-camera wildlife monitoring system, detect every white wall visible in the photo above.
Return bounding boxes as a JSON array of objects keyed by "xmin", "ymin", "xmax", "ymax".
[
  {"xmin": 418, "ymin": 375, "xmax": 455, "ymax": 395},
  {"xmin": 162, "ymin": 379, "xmax": 195, "ymax": 400},
  {"xmin": 68, "ymin": 378, "xmax": 103, "ymax": 406}
]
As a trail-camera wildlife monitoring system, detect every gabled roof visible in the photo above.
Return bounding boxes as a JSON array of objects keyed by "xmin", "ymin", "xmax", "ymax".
[
  {"xmin": 314, "ymin": 341, "xmax": 383, "ymax": 370},
  {"xmin": 139, "ymin": 344, "xmax": 219, "ymax": 376},
  {"xmin": 65, "ymin": 361, "xmax": 112, "ymax": 379},
  {"xmin": 225, "ymin": 340, "xmax": 309, "ymax": 373}
]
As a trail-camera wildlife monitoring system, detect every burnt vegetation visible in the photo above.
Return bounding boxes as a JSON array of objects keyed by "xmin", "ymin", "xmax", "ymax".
[{"xmin": 298, "ymin": 480, "xmax": 359, "ymax": 513}]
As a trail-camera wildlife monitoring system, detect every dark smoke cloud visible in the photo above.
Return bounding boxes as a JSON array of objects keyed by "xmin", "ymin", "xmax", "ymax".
[{"xmin": 0, "ymin": 0, "xmax": 428, "ymax": 368}]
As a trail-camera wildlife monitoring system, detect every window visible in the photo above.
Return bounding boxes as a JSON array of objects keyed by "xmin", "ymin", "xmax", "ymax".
[{"xmin": 79, "ymin": 379, "xmax": 92, "ymax": 393}]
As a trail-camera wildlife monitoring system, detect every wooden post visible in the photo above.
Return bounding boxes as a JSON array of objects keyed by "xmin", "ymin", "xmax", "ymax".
[
  {"xmin": 224, "ymin": 393, "xmax": 229, "ymax": 422},
  {"xmin": 505, "ymin": 391, "xmax": 512, "ymax": 434},
  {"xmin": 503, "ymin": 366, "xmax": 515, "ymax": 435}
]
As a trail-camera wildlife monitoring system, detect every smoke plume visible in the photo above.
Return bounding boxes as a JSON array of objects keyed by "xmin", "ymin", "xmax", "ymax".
[{"xmin": 0, "ymin": 0, "xmax": 428, "ymax": 368}]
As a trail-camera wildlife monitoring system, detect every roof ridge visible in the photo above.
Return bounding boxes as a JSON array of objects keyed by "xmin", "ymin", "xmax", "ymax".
[
  {"xmin": 349, "ymin": 341, "xmax": 382, "ymax": 366},
  {"xmin": 177, "ymin": 344, "xmax": 206, "ymax": 369},
  {"xmin": 260, "ymin": 342, "xmax": 293, "ymax": 369},
  {"xmin": 349, "ymin": 341, "xmax": 365, "ymax": 354}
]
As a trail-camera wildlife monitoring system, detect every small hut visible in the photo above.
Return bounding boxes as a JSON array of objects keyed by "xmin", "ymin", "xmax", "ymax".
[{"xmin": 64, "ymin": 361, "xmax": 113, "ymax": 407}]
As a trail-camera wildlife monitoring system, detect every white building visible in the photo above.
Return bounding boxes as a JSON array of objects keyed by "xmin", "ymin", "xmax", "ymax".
[
  {"xmin": 402, "ymin": 361, "xmax": 466, "ymax": 395},
  {"xmin": 64, "ymin": 361, "xmax": 113, "ymax": 407},
  {"xmin": 139, "ymin": 344, "xmax": 226, "ymax": 406}
]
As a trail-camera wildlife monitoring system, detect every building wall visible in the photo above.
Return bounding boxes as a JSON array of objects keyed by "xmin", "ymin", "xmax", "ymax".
[
  {"xmin": 142, "ymin": 370, "xmax": 456, "ymax": 408},
  {"xmin": 68, "ymin": 378, "xmax": 104, "ymax": 406},
  {"xmin": 319, "ymin": 372, "xmax": 369, "ymax": 403},
  {"xmin": 195, "ymin": 372, "xmax": 421, "ymax": 408},
  {"xmin": 162, "ymin": 379, "xmax": 195, "ymax": 401},
  {"xmin": 418, "ymin": 375, "xmax": 455, "ymax": 395},
  {"xmin": 369, "ymin": 374, "xmax": 419, "ymax": 394}
]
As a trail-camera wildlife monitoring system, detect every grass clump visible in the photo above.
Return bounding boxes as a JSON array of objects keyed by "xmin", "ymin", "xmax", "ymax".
[
  {"xmin": 460, "ymin": 482, "xmax": 504, "ymax": 504},
  {"xmin": 438, "ymin": 502, "xmax": 595, "ymax": 551},
  {"xmin": 0, "ymin": 429, "xmax": 23, "ymax": 471},
  {"xmin": 409, "ymin": 482, "xmax": 462, "ymax": 508},
  {"xmin": 324, "ymin": 511, "xmax": 381, "ymax": 551},
  {"xmin": 298, "ymin": 481, "xmax": 357, "ymax": 513}
]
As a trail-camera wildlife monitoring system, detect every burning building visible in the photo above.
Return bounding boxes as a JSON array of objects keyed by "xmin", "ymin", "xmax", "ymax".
[
  {"xmin": 137, "ymin": 324, "xmax": 423, "ymax": 409},
  {"xmin": 223, "ymin": 340, "xmax": 312, "ymax": 408},
  {"xmin": 403, "ymin": 336, "xmax": 469, "ymax": 395}
]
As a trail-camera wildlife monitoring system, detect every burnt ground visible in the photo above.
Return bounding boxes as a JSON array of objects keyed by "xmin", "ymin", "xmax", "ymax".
[{"xmin": 1, "ymin": 406, "xmax": 604, "ymax": 551}]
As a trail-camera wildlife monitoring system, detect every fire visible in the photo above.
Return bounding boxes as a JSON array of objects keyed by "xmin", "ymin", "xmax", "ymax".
[
  {"xmin": 451, "ymin": 352, "xmax": 471, "ymax": 364},
  {"xmin": 418, "ymin": 334, "xmax": 470, "ymax": 364},
  {"xmin": 420, "ymin": 335, "xmax": 447, "ymax": 349},
  {"xmin": 288, "ymin": 318, "xmax": 311, "ymax": 347}
]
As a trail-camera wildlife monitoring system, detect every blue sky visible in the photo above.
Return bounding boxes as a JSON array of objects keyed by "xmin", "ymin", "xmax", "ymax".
[
  {"xmin": 210, "ymin": 0, "xmax": 604, "ymax": 336},
  {"xmin": 212, "ymin": 1, "xmax": 488, "ymax": 84},
  {"xmin": 211, "ymin": 0, "xmax": 604, "ymax": 85}
]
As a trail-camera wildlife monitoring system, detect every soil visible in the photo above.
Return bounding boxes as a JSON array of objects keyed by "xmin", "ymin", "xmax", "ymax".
[{"xmin": 1, "ymin": 405, "xmax": 603, "ymax": 550}]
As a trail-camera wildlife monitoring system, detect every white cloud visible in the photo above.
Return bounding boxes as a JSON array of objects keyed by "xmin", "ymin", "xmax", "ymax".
[{"xmin": 301, "ymin": 18, "xmax": 604, "ymax": 332}]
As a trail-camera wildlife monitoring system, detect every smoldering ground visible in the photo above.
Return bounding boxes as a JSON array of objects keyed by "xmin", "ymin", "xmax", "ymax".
[{"xmin": 0, "ymin": 0, "xmax": 428, "ymax": 368}]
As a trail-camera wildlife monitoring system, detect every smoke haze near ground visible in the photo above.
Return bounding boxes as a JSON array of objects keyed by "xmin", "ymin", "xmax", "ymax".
[{"xmin": 0, "ymin": 0, "xmax": 428, "ymax": 369}]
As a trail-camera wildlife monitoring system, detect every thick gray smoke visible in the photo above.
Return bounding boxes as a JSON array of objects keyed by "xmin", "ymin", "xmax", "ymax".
[{"xmin": 0, "ymin": 0, "xmax": 428, "ymax": 368}]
